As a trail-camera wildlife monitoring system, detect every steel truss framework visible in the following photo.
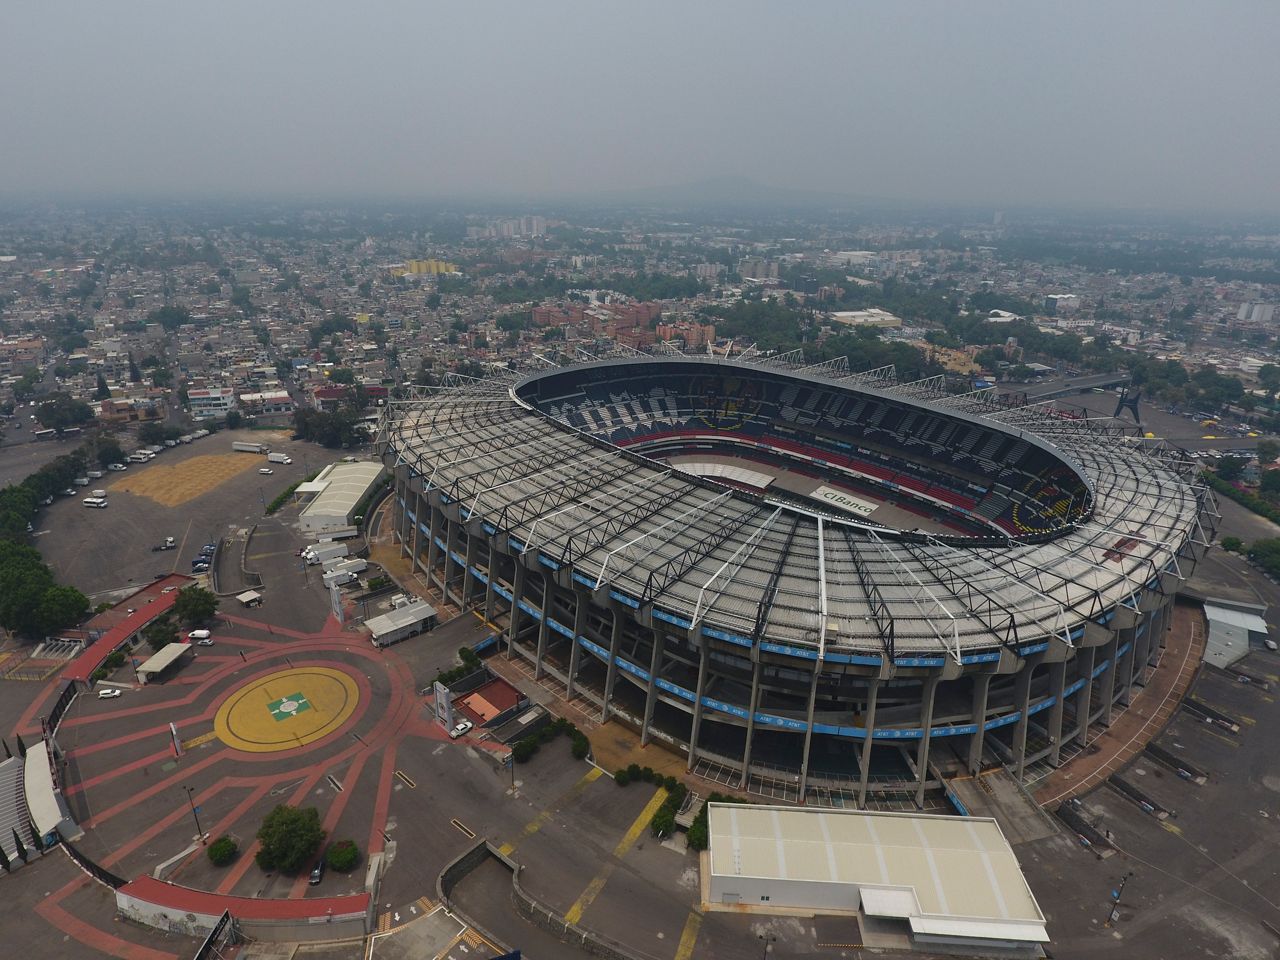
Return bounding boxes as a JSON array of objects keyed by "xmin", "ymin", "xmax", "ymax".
[{"xmin": 382, "ymin": 356, "xmax": 1211, "ymax": 799}]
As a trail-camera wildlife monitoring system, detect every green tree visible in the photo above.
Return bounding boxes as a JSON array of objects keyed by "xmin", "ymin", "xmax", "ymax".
[
  {"xmin": 1262, "ymin": 471, "xmax": 1280, "ymax": 497},
  {"xmin": 208, "ymin": 836, "xmax": 238, "ymax": 866},
  {"xmin": 138, "ymin": 421, "xmax": 167, "ymax": 445},
  {"xmin": 1256, "ymin": 439, "xmax": 1279, "ymax": 465},
  {"xmin": 326, "ymin": 839, "xmax": 360, "ymax": 872},
  {"xmin": 147, "ymin": 305, "xmax": 192, "ymax": 331},
  {"xmin": 35, "ymin": 394, "xmax": 94, "ymax": 433},
  {"xmin": 1220, "ymin": 536, "xmax": 1244, "ymax": 553},
  {"xmin": 328, "ymin": 368, "xmax": 355, "ymax": 385},
  {"xmin": 255, "ymin": 805, "xmax": 325, "ymax": 873},
  {"xmin": 1259, "ymin": 364, "xmax": 1280, "ymax": 401},
  {"xmin": 173, "ymin": 586, "xmax": 219, "ymax": 625},
  {"xmin": 128, "ymin": 353, "xmax": 143, "ymax": 383},
  {"xmin": 224, "ymin": 410, "xmax": 242, "ymax": 430},
  {"xmin": 1217, "ymin": 456, "xmax": 1247, "ymax": 482},
  {"xmin": 97, "ymin": 440, "xmax": 125, "ymax": 468},
  {"xmin": 35, "ymin": 584, "xmax": 88, "ymax": 634},
  {"xmin": 143, "ymin": 614, "xmax": 178, "ymax": 652},
  {"xmin": 94, "ymin": 374, "xmax": 111, "ymax": 401}
]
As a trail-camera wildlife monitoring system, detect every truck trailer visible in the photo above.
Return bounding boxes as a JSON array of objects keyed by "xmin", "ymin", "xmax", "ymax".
[
  {"xmin": 267, "ymin": 452, "xmax": 293, "ymax": 464},
  {"xmin": 232, "ymin": 441, "xmax": 269, "ymax": 454},
  {"xmin": 322, "ymin": 557, "xmax": 367, "ymax": 576},
  {"xmin": 304, "ymin": 542, "xmax": 349, "ymax": 565}
]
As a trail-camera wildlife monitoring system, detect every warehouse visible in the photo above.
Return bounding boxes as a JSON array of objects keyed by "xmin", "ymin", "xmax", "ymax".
[
  {"xmin": 298, "ymin": 460, "xmax": 385, "ymax": 535},
  {"xmin": 705, "ymin": 803, "xmax": 1048, "ymax": 957},
  {"xmin": 366, "ymin": 599, "xmax": 437, "ymax": 647}
]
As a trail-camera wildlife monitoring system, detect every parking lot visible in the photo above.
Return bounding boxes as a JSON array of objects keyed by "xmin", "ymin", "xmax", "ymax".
[{"xmin": 34, "ymin": 429, "xmax": 327, "ymax": 598}]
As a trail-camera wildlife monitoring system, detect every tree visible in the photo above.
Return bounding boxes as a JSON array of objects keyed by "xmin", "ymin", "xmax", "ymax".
[
  {"xmin": 138, "ymin": 421, "xmax": 168, "ymax": 446},
  {"xmin": 174, "ymin": 586, "xmax": 219, "ymax": 625},
  {"xmin": 147, "ymin": 305, "xmax": 192, "ymax": 331},
  {"xmin": 97, "ymin": 440, "xmax": 125, "ymax": 468},
  {"xmin": 224, "ymin": 410, "xmax": 242, "ymax": 430},
  {"xmin": 208, "ymin": 836, "xmax": 238, "ymax": 866},
  {"xmin": 1257, "ymin": 439, "xmax": 1279, "ymax": 465},
  {"xmin": 328, "ymin": 368, "xmax": 355, "ymax": 385},
  {"xmin": 326, "ymin": 839, "xmax": 360, "ymax": 872},
  {"xmin": 35, "ymin": 585, "xmax": 88, "ymax": 634},
  {"xmin": 1260, "ymin": 364, "xmax": 1280, "ymax": 401},
  {"xmin": 255, "ymin": 805, "xmax": 325, "ymax": 873},
  {"xmin": 94, "ymin": 374, "xmax": 111, "ymax": 401},
  {"xmin": 128, "ymin": 353, "xmax": 143, "ymax": 383},
  {"xmin": 1220, "ymin": 536, "xmax": 1244, "ymax": 553},
  {"xmin": 143, "ymin": 614, "xmax": 178, "ymax": 652},
  {"xmin": 1217, "ymin": 456, "xmax": 1247, "ymax": 482},
  {"xmin": 35, "ymin": 394, "xmax": 94, "ymax": 433}
]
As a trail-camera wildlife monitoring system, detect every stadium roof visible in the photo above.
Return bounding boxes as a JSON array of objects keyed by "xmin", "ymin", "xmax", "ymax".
[
  {"xmin": 708, "ymin": 803, "xmax": 1048, "ymax": 944},
  {"xmin": 383, "ymin": 355, "xmax": 1207, "ymax": 659}
]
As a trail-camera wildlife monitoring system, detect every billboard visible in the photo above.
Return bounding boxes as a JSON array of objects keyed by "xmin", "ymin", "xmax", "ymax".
[{"xmin": 433, "ymin": 680, "xmax": 454, "ymax": 730}]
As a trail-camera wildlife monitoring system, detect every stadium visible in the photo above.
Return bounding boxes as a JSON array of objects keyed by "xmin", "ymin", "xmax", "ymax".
[{"xmin": 379, "ymin": 354, "xmax": 1214, "ymax": 805}]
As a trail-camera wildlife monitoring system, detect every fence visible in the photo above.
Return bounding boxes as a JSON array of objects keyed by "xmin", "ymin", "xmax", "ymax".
[{"xmin": 63, "ymin": 840, "xmax": 127, "ymax": 888}]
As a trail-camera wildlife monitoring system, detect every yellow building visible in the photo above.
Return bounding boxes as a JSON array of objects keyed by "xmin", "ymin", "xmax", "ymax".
[{"xmin": 391, "ymin": 258, "xmax": 459, "ymax": 277}]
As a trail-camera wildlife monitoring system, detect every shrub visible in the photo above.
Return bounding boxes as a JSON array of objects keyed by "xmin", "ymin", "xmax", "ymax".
[
  {"xmin": 90, "ymin": 667, "xmax": 109, "ymax": 682},
  {"xmin": 326, "ymin": 839, "xmax": 360, "ymax": 872},
  {"xmin": 627, "ymin": 763, "xmax": 641, "ymax": 781},
  {"xmin": 1220, "ymin": 536, "xmax": 1244, "ymax": 553},
  {"xmin": 207, "ymin": 836, "xmax": 238, "ymax": 866},
  {"xmin": 651, "ymin": 808, "xmax": 676, "ymax": 838},
  {"xmin": 512, "ymin": 738, "xmax": 538, "ymax": 763},
  {"xmin": 663, "ymin": 775, "xmax": 678, "ymax": 792},
  {"xmin": 641, "ymin": 767, "xmax": 654, "ymax": 782},
  {"xmin": 615, "ymin": 769, "xmax": 630, "ymax": 786},
  {"xmin": 570, "ymin": 733, "xmax": 590, "ymax": 760},
  {"xmin": 686, "ymin": 820, "xmax": 708, "ymax": 851},
  {"xmin": 104, "ymin": 651, "xmax": 126, "ymax": 669}
]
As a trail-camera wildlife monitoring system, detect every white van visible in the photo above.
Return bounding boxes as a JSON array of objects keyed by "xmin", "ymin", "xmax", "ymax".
[
  {"xmin": 82, "ymin": 497, "xmax": 108, "ymax": 508},
  {"xmin": 188, "ymin": 629, "xmax": 211, "ymax": 641}
]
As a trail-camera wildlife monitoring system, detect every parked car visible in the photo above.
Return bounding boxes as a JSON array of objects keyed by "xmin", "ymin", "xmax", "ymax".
[
  {"xmin": 259, "ymin": 467, "xmax": 273, "ymax": 475},
  {"xmin": 449, "ymin": 720, "xmax": 474, "ymax": 739},
  {"xmin": 188, "ymin": 629, "xmax": 211, "ymax": 641},
  {"xmin": 108, "ymin": 462, "xmax": 127, "ymax": 471},
  {"xmin": 97, "ymin": 689, "xmax": 121, "ymax": 700},
  {"xmin": 309, "ymin": 859, "xmax": 325, "ymax": 885}
]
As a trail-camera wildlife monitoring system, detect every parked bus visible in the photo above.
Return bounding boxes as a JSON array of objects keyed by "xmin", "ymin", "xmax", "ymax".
[{"xmin": 33, "ymin": 428, "xmax": 57, "ymax": 440}]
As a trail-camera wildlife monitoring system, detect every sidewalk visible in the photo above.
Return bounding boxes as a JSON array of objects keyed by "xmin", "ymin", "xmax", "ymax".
[{"xmin": 1035, "ymin": 604, "xmax": 1205, "ymax": 806}]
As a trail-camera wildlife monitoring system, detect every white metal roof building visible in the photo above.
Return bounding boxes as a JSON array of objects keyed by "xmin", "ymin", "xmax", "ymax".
[
  {"xmin": 367, "ymin": 599, "xmax": 437, "ymax": 647},
  {"xmin": 706, "ymin": 804, "xmax": 1048, "ymax": 955},
  {"xmin": 299, "ymin": 461, "xmax": 386, "ymax": 534},
  {"xmin": 136, "ymin": 642, "xmax": 193, "ymax": 683},
  {"xmin": 1203, "ymin": 599, "xmax": 1270, "ymax": 669}
]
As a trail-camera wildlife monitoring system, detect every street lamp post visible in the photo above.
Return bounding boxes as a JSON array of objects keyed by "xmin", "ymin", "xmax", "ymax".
[
  {"xmin": 758, "ymin": 933, "xmax": 776, "ymax": 958},
  {"xmin": 185, "ymin": 786, "xmax": 206, "ymax": 844},
  {"xmin": 1103, "ymin": 871, "xmax": 1134, "ymax": 927}
]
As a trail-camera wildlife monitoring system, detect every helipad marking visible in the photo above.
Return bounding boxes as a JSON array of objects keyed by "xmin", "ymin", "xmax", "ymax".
[{"xmin": 214, "ymin": 666, "xmax": 358, "ymax": 753}]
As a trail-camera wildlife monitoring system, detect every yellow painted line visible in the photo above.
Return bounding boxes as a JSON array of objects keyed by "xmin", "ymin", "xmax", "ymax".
[
  {"xmin": 472, "ymin": 609, "xmax": 503, "ymax": 633},
  {"xmin": 502, "ymin": 766, "xmax": 603, "ymax": 855},
  {"xmin": 395, "ymin": 770, "xmax": 416, "ymax": 788},
  {"xmin": 565, "ymin": 786, "xmax": 668, "ymax": 925},
  {"xmin": 614, "ymin": 786, "xmax": 668, "ymax": 858},
  {"xmin": 674, "ymin": 911, "xmax": 702, "ymax": 960},
  {"xmin": 1161, "ymin": 820, "xmax": 1183, "ymax": 836},
  {"xmin": 181, "ymin": 731, "xmax": 217, "ymax": 750},
  {"xmin": 451, "ymin": 818, "xmax": 476, "ymax": 839}
]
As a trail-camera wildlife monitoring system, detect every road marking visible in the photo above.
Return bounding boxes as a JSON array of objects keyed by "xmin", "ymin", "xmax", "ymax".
[
  {"xmin": 327, "ymin": 775, "xmax": 344, "ymax": 793},
  {"xmin": 395, "ymin": 770, "xmax": 416, "ymax": 788},
  {"xmin": 565, "ymin": 786, "xmax": 668, "ymax": 925},
  {"xmin": 674, "ymin": 911, "xmax": 702, "ymax": 960},
  {"xmin": 1161, "ymin": 820, "xmax": 1183, "ymax": 836},
  {"xmin": 451, "ymin": 818, "xmax": 475, "ymax": 839},
  {"xmin": 181, "ymin": 731, "xmax": 217, "ymax": 750},
  {"xmin": 500, "ymin": 767, "xmax": 602, "ymax": 856}
]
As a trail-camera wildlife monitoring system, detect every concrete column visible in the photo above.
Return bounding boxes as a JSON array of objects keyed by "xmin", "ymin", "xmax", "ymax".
[
  {"xmin": 565, "ymin": 591, "xmax": 588, "ymax": 700},
  {"xmin": 738, "ymin": 658, "xmax": 764, "ymax": 790},
  {"xmin": 1047, "ymin": 660, "xmax": 1067, "ymax": 766},
  {"xmin": 967, "ymin": 674, "xmax": 992, "ymax": 774},
  {"xmin": 857, "ymin": 680, "xmax": 881, "ymax": 808},
  {"xmin": 600, "ymin": 609, "xmax": 624, "ymax": 722},
  {"xmin": 640, "ymin": 630, "xmax": 664, "ymax": 747},
  {"xmin": 1099, "ymin": 636, "xmax": 1119, "ymax": 727},
  {"xmin": 461, "ymin": 534, "xmax": 478, "ymax": 607},
  {"xmin": 687, "ymin": 639, "xmax": 710, "ymax": 773},
  {"xmin": 798, "ymin": 666, "xmax": 822, "ymax": 802},
  {"xmin": 483, "ymin": 550, "xmax": 497, "ymax": 625},
  {"xmin": 410, "ymin": 488, "xmax": 424, "ymax": 570},
  {"xmin": 1074, "ymin": 645, "xmax": 1097, "ymax": 747},
  {"xmin": 1012, "ymin": 663, "xmax": 1037, "ymax": 782},
  {"xmin": 506, "ymin": 564, "xmax": 525, "ymax": 660},
  {"xmin": 1119, "ymin": 629, "xmax": 1138, "ymax": 706},
  {"xmin": 534, "ymin": 574, "xmax": 551, "ymax": 680},
  {"xmin": 425, "ymin": 502, "xmax": 441, "ymax": 582},
  {"xmin": 441, "ymin": 517, "xmax": 457, "ymax": 598},
  {"xmin": 914, "ymin": 676, "xmax": 940, "ymax": 809}
]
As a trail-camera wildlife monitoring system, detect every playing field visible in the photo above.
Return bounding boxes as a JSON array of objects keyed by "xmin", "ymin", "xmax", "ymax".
[{"xmin": 111, "ymin": 453, "xmax": 262, "ymax": 507}]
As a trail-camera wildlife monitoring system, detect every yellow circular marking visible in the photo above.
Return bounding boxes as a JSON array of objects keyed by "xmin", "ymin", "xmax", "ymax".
[{"xmin": 214, "ymin": 666, "xmax": 359, "ymax": 753}]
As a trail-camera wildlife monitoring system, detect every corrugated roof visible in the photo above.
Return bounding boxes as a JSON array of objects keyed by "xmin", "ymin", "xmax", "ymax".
[
  {"xmin": 137, "ymin": 642, "xmax": 192, "ymax": 676},
  {"xmin": 300, "ymin": 461, "xmax": 384, "ymax": 522},
  {"xmin": 708, "ymin": 803, "xmax": 1047, "ymax": 944},
  {"xmin": 1204, "ymin": 604, "xmax": 1269, "ymax": 635},
  {"xmin": 367, "ymin": 599, "xmax": 436, "ymax": 638}
]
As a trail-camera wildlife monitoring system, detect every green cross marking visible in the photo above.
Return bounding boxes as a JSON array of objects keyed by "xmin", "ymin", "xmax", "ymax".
[{"xmin": 268, "ymin": 692, "xmax": 312, "ymax": 721}]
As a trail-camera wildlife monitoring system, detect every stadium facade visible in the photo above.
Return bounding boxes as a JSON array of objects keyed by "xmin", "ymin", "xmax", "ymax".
[{"xmin": 380, "ymin": 356, "xmax": 1213, "ymax": 804}]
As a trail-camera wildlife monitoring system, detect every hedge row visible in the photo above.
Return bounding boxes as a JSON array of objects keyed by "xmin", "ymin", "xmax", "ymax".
[
  {"xmin": 513, "ymin": 715, "xmax": 589, "ymax": 763},
  {"xmin": 265, "ymin": 470, "xmax": 320, "ymax": 515},
  {"xmin": 1205, "ymin": 472, "xmax": 1280, "ymax": 525},
  {"xmin": 685, "ymin": 791, "xmax": 750, "ymax": 851}
]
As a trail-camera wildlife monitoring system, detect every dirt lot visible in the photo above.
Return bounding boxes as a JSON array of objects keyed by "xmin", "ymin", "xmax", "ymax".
[{"xmin": 36, "ymin": 429, "xmax": 328, "ymax": 598}]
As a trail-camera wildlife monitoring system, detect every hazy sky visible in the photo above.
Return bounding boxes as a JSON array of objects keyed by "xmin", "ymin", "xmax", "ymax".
[{"xmin": 3, "ymin": 1, "xmax": 1278, "ymax": 212}]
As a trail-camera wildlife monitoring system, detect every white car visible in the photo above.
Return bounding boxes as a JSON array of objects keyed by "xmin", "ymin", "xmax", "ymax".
[
  {"xmin": 108, "ymin": 463, "xmax": 127, "ymax": 471},
  {"xmin": 258, "ymin": 467, "xmax": 273, "ymax": 475},
  {"xmin": 449, "ymin": 720, "xmax": 473, "ymax": 739},
  {"xmin": 195, "ymin": 638, "xmax": 214, "ymax": 646},
  {"xmin": 97, "ymin": 688, "xmax": 121, "ymax": 699}
]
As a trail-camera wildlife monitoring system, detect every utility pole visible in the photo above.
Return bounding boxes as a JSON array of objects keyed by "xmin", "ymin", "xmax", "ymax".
[
  {"xmin": 185, "ymin": 786, "xmax": 206, "ymax": 844},
  {"xmin": 1103, "ymin": 871, "xmax": 1133, "ymax": 927}
]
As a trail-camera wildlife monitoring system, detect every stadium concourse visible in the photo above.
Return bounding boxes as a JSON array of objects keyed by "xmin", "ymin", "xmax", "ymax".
[{"xmin": 380, "ymin": 353, "xmax": 1214, "ymax": 806}]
